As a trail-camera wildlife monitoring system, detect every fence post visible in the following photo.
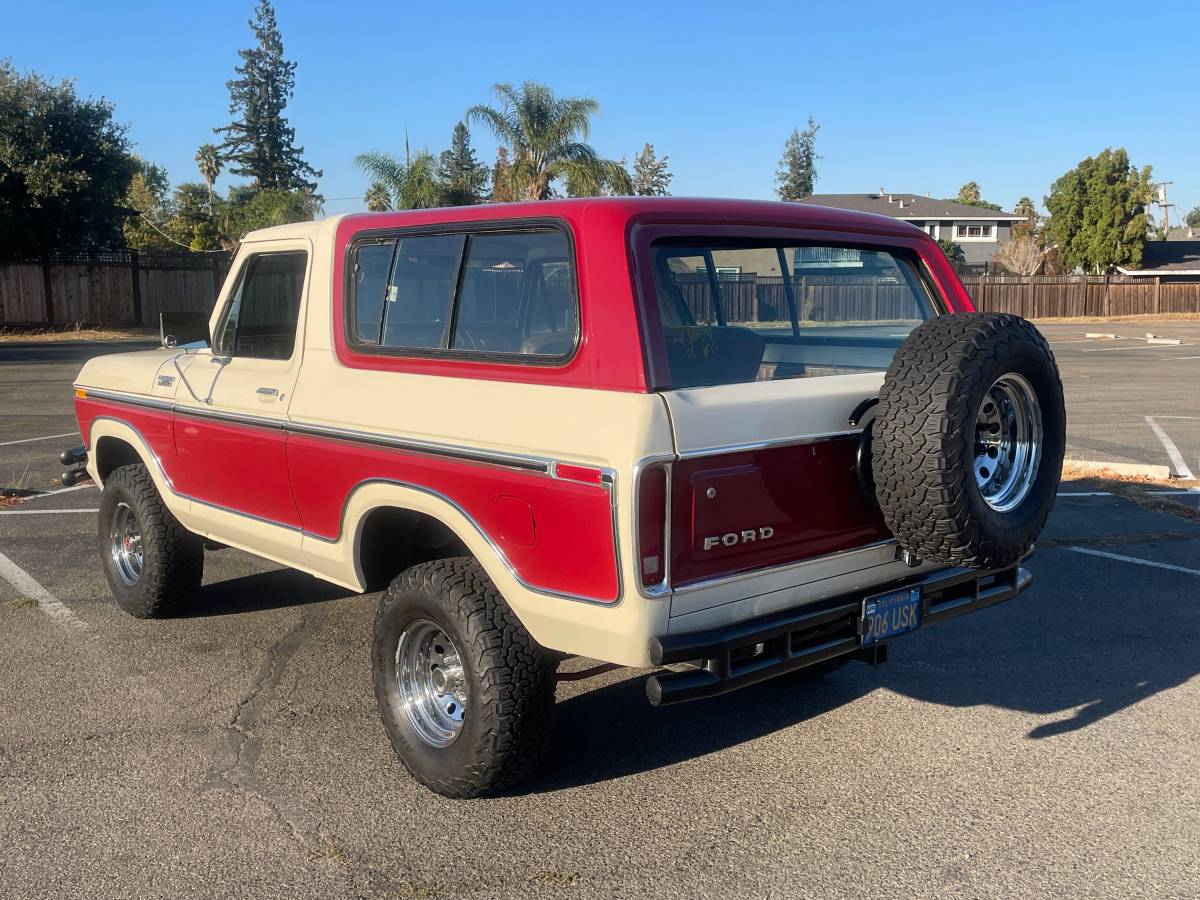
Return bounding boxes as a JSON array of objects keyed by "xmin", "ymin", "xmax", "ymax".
[
  {"xmin": 129, "ymin": 250, "xmax": 144, "ymax": 326},
  {"xmin": 1154, "ymin": 276, "xmax": 1161, "ymax": 314},
  {"xmin": 40, "ymin": 262, "xmax": 55, "ymax": 324}
]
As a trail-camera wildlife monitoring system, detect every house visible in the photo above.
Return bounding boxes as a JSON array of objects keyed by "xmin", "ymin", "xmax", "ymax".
[
  {"xmin": 796, "ymin": 192, "xmax": 1027, "ymax": 265},
  {"xmin": 1116, "ymin": 241, "xmax": 1200, "ymax": 282}
]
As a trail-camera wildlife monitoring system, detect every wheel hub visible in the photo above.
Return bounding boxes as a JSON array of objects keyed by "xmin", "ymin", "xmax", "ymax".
[
  {"xmin": 395, "ymin": 619, "xmax": 467, "ymax": 748},
  {"xmin": 110, "ymin": 501, "xmax": 143, "ymax": 586},
  {"xmin": 973, "ymin": 373, "xmax": 1043, "ymax": 513}
]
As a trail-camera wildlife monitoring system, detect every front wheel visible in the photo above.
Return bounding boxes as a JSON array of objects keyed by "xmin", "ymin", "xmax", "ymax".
[
  {"xmin": 372, "ymin": 558, "xmax": 557, "ymax": 798},
  {"xmin": 99, "ymin": 463, "xmax": 203, "ymax": 618}
]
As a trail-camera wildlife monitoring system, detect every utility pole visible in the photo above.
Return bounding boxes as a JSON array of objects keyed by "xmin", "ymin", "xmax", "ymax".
[{"xmin": 1154, "ymin": 181, "xmax": 1175, "ymax": 233}]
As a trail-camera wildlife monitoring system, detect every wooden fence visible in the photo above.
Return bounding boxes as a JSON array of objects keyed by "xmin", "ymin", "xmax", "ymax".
[
  {"xmin": 959, "ymin": 275, "xmax": 1199, "ymax": 318},
  {"xmin": 673, "ymin": 272, "xmax": 1200, "ymax": 323},
  {"xmin": 0, "ymin": 252, "xmax": 231, "ymax": 327},
  {"xmin": 3, "ymin": 257, "xmax": 1199, "ymax": 327}
]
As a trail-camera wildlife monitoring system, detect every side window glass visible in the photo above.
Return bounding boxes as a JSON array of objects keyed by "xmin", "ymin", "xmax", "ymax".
[
  {"xmin": 451, "ymin": 230, "xmax": 576, "ymax": 356},
  {"xmin": 380, "ymin": 234, "xmax": 466, "ymax": 349},
  {"xmin": 216, "ymin": 251, "xmax": 308, "ymax": 360},
  {"xmin": 351, "ymin": 241, "xmax": 395, "ymax": 344}
]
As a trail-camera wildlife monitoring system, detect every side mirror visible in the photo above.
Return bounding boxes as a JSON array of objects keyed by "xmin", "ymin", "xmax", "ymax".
[{"xmin": 160, "ymin": 312, "xmax": 211, "ymax": 350}]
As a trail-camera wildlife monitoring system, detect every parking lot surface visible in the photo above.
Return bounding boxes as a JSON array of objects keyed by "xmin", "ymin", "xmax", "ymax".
[{"xmin": 2, "ymin": 325, "xmax": 1199, "ymax": 898}]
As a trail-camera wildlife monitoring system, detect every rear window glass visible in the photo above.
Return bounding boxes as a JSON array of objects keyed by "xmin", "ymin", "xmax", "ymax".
[{"xmin": 647, "ymin": 242, "xmax": 937, "ymax": 389}]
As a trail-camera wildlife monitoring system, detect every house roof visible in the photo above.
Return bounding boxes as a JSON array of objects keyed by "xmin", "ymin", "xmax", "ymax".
[
  {"xmin": 1116, "ymin": 240, "xmax": 1200, "ymax": 276},
  {"xmin": 797, "ymin": 193, "xmax": 1025, "ymax": 221}
]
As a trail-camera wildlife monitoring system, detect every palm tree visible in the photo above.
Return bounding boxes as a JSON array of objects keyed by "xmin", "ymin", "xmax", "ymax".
[
  {"xmin": 195, "ymin": 143, "xmax": 222, "ymax": 212},
  {"xmin": 467, "ymin": 81, "xmax": 631, "ymax": 201},
  {"xmin": 354, "ymin": 149, "xmax": 443, "ymax": 210},
  {"xmin": 364, "ymin": 182, "xmax": 392, "ymax": 212}
]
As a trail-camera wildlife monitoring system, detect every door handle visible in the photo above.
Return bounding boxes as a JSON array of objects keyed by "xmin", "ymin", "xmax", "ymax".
[{"xmin": 256, "ymin": 386, "xmax": 279, "ymax": 397}]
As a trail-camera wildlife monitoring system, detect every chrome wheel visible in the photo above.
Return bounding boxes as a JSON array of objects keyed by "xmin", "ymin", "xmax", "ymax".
[
  {"xmin": 395, "ymin": 619, "xmax": 467, "ymax": 749},
  {"xmin": 973, "ymin": 372, "xmax": 1043, "ymax": 513},
  {"xmin": 110, "ymin": 501, "xmax": 143, "ymax": 586}
]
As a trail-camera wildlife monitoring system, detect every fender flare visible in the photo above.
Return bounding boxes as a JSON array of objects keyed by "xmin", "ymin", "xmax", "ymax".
[{"xmin": 85, "ymin": 417, "xmax": 191, "ymax": 520}]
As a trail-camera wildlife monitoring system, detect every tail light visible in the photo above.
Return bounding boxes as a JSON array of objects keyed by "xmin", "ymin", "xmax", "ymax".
[{"xmin": 637, "ymin": 464, "xmax": 669, "ymax": 591}]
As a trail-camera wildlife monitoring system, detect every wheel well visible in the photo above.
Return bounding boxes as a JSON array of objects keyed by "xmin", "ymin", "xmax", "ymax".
[
  {"xmin": 357, "ymin": 506, "xmax": 471, "ymax": 592},
  {"xmin": 95, "ymin": 436, "xmax": 144, "ymax": 483}
]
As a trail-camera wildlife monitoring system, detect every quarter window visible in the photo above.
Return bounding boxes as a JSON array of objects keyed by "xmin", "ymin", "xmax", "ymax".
[
  {"xmin": 350, "ymin": 226, "xmax": 577, "ymax": 360},
  {"xmin": 216, "ymin": 251, "xmax": 308, "ymax": 360}
]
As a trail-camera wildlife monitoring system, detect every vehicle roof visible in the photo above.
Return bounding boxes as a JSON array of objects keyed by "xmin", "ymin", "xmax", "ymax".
[{"xmin": 333, "ymin": 197, "xmax": 931, "ymax": 240}]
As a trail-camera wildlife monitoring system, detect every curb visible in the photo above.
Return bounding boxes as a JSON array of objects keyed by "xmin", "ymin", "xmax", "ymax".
[{"xmin": 1064, "ymin": 459, "xmax": 1173, "ymax": 480}]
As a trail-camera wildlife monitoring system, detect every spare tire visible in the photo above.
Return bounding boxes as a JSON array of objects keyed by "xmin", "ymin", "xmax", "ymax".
[{"xmin": 872, "ymin": 313, "xmax": 1065, "ymax": 569}]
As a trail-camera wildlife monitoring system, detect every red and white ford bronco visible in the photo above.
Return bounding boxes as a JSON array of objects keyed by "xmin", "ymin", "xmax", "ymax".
[{"xmin": 69, "ymin": 198, "xmax": 1065, "ymax": 797}]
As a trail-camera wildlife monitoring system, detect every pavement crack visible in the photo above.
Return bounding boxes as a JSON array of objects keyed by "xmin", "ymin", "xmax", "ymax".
[{"xmin": 204, "ymin": 607, "xmax": 331, "ymax": 853}]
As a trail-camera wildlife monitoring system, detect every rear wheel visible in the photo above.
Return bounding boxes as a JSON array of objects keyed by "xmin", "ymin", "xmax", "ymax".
[
  {"xmin": 372, "ymin": 557, "xmax": 557, "ymax": 798},
  {"xmin": 99, "ymin": 463, "xmax": 203, "ymax": 618}
]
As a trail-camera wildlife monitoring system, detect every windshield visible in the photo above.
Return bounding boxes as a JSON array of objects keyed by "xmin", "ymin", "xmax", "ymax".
[{"xmin": 647, "ymin": 241, "xmax": 938, "ymax": 389}]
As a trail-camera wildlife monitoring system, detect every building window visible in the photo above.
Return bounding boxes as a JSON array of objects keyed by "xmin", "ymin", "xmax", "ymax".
[{"xmin": 955, "ymin": 224, "xmax": 993, "ymax": 239}]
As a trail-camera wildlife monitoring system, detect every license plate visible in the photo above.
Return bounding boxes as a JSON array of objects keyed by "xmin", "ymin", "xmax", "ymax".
[{"xmin": 861, "ymin": 586, "xmax": 922, "ymax": 646}]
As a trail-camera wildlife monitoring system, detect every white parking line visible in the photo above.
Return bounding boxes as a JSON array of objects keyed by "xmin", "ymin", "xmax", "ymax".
[
  {"xmin": 1145, "ymin": 416, "xmax": 1196, "ymax": 480},
  {"xmin": 0, "ymin": 548, "xmax": 88, "ymax": 630},
  {"xmin": 32, "ymin": 484, "xmax": 94, "ymax": 498},
  {"xmin": 0, "ymin": 431, "xmax": 78, "ymax": 447},
  {"xmin": 0, "ymin": 509, "xmax": 99, "ymax": 515},
  {"xmin": 1082, "ymin": 343, "xmax": 1194, "ymax": 353},
  {"xmin": 1066, "ymin": 546, "xmax": 1200, "ymax": 577}
]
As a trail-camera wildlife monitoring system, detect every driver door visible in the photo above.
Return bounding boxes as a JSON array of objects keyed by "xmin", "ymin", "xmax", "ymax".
[{"xmin": 172, "ymin": 243, "xmax": 310, "ymax": 537}]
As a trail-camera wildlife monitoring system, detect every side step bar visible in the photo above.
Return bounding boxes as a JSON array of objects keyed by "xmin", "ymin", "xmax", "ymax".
[{"xmin": 646, "ymin": 563, "xmax": 1032, "ymax": 707}]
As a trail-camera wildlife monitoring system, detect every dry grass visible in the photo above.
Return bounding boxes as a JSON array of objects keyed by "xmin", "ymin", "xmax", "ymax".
[{"xmin": 0, "ymin": 323, "xmax": 156, "ymax": 343}]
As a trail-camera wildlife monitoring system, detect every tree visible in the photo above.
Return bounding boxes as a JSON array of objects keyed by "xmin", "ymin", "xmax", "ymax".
[
  {"xmin": 564, "ymin": 155, "xmax": 632, "ymax": 197},
  {"xmin": 364, "ymin": 182, "xmax": 391, "ymax": 212},
  {"xmin": 215, "ymin": 0, "xmax": 321, "ymax": 192},
  {"xmin": 775, "ymin": 117, "xmax": 820, "ymax": 201},
  {"xmin": 951, "ymin": 181, "xmax": 1003, "ymax": 212},
  {"xmin": 1012, "ymin": 196, "xmax": 1039, "ymax": 239},
  {"xmin": 0, "ymin": 60, "xmax": 138, "ymax": 258},
  {"xmin": 170, "ymin": 183, "xmax": 225, "ymax": 251},
  {"xmin": 195, "ymin": 143, "xmax": 222, "ymax": 211},
  {"xmin": 632, "ymin": 143, "xmax": 672, "ymax": 196},
  {"xmin": 937, "ymin": 239, "xmax": 964, "ymax": 264},
  {"xmin": 354, "ymin": 149, "xmax": 442, "ymax": 210},
  {"xmin": 1043, "ymin": 148, "xmax": 1154, "ymax": 272},
  {"xmin": 491, "ymin": 147, "xmax": 514, "ymax": 203},
  {"xmin": 220, "ymin": 184, "xmax": 320, "ymax": 246},
  {"xmin": 1186, "ymin": 205, "xmax": 1200, "ymax": 229},
  {"xmin": 122, "ymin": 160, "xmax": 177, "ymax": 251},
  {"xmin": 467, "ymin": 81, "xmax": 631, "ymax": 201},
  {"xmin": 993, "ymin": 234, "xmax": 1044, "ymax": 274},
  {"xmin": 438, "ymin": 122, "xmax": 488, "ymax": 206}
]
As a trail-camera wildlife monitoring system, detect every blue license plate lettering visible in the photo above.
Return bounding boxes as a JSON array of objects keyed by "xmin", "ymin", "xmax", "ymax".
[{"xmin": 861, "ymin": 587, "xmax": 922, "ymax": 646}]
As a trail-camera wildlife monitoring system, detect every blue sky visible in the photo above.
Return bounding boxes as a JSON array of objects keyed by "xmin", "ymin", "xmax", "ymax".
[{"xmin": 5, "ymin": 0, "xmax": 1198, "ymax": 221}]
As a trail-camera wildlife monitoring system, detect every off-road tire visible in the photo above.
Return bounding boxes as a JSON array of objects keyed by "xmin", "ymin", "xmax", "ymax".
[
  {"xmin": 372, "ymin": 557, "xmax": 557, "ymax": 798},
  {"xmin": 99, "ymin": 463, "xmax": 204, "ymax": 618},
  {"xmin": 872, "ymin": 313, "xmax": 1065, "ymax": 569}
]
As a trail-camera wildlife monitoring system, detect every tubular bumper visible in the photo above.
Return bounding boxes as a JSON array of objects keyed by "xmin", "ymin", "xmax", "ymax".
[{"xmin": 646, "ymin": 563, "xmax": 1032, "ymax": 707}]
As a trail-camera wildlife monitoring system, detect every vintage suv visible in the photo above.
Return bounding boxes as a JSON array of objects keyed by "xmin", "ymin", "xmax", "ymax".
[{"xmin": 69, "ymin": 198, "xmax": 1065, "ymax": 797}]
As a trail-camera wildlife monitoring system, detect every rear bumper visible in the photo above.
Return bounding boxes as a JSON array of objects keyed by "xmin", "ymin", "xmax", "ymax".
[{"xmin": 646, "ymin": 562, "xmax": 1032, "ymax": 707}]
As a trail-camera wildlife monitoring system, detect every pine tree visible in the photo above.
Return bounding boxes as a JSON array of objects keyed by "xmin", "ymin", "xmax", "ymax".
[
  {"xmin": 491, "ymin": 147, "xmax": 515, "ymax": 203},
  {"xmin": 215, "ymin": 0, "xmax": 321, "ymax": 191},
  {"xmin": 632, "ymin": 143, "xmax": 672, "ymax": 196},
  {"xmin": 775, "ymin": 116, "xmax": 820, "ymax": 201},
  {"xmin": 438, "ymin": 122, "xmax": 488, "ymax": 206}
]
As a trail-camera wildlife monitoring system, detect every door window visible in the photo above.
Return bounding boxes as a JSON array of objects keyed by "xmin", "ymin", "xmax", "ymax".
[{"xmin": 216, "ymin": 251, "xmax": 308, "ymax": 360}]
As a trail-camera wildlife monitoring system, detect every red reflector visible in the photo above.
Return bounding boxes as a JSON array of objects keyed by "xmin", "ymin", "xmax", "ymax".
[
  {"xmin": 638, "ymin": 465, "xmax": 668, "ymax": 589},
  {"xmin": 555, "ymin": 462, "xmax": 603, "ymax": 484}
]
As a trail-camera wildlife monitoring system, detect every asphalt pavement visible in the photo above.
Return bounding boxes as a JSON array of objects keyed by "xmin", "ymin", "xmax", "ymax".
[{"xmin": 2, "ymin": 327, "xmax": 1199, "ymax": 898}]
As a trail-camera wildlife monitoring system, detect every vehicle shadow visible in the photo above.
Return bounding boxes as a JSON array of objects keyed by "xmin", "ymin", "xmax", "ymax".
[
  {"xmin": 184, "ymin": 567, "xmax": 356, "ymax": 617},
  {"xmin": 517, "ymin": 483, "xmax": 1200, "ymax": 793}
]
